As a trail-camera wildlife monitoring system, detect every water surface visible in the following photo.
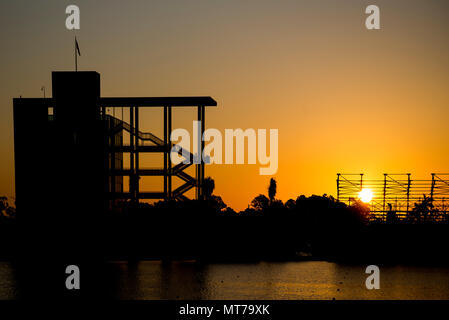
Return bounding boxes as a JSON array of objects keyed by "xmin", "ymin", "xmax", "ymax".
[{"xmin": 1, "ymin": 261, "xmax": 449, "ymax": 299}]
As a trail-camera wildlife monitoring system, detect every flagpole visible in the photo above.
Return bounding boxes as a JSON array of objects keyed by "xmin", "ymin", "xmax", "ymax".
[{"xmin": 75, "ymin": 36, "xmax": 78, "ymax": 72}]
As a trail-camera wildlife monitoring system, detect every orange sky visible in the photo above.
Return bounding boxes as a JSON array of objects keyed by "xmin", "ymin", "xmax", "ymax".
[{"xmin": 1, "ymin": 0, "xmax": 449, "ymax": 211}]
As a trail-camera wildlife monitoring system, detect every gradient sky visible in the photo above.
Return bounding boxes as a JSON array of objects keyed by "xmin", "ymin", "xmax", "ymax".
[{"xmin": 1, "ymin": 0, "xmax": 449, "ymax": 211}]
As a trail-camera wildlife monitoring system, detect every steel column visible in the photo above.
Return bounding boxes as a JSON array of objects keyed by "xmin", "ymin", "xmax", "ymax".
[
  {"xmin": 129, "ymin": 106, "xmax": 135, "ymax": 202},
  {"xmin": 135, "ymin": 106, "xmax": 139, "ymax": 200},
  {"xmin": 168, "ymin": 106, "xmax": 172, "ymax": 200}
]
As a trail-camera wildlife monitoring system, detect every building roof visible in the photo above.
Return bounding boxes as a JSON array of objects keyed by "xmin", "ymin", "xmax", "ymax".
[{"xmin": 13, "ymin": 96, "xmax": 217, "ymax": 107}]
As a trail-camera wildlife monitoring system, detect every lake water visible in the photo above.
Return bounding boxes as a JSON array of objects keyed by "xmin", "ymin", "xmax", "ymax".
[{"xmin": 1, "ymin": 261, "xmax": 449, "ymax": 300}]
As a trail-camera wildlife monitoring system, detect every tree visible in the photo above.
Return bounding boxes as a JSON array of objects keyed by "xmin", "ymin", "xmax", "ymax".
[
  {"xmin": 349, "ymin": 199, "xmax": 370, "ymax": 224},
  {"xmin": 251, "ymin": 194, "xmax": 269, "ymax": 212},
  {"xmin": 0, "ymin": 196, "xmax": 15, "ymax": 219},
  {"xmin": 203, "ymin": 177, "xmax": 215, "ymax": 200},
  {"xmin": 202, "ymin": 177, "xmax": 228, "ymax": 212},
  {"xmin": 209, "ymin": 195, "xmax": 227, "ymax": 212},
  {"xmin": 285, "ymin": 199, "xmax": 296, "ymax": 210},
  {"xmin": 409, "ymin": 195, "xmax": 437, "ymax": 223},
  {"xmin": 268, "ymin": 178, "xmax": 277, "ymax": 204}
]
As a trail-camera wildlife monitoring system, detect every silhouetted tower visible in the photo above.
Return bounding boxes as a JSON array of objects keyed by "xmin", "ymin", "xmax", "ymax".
[{"xmin": 14, "ymin": 72, "xmax": 110, "ymax": 218}]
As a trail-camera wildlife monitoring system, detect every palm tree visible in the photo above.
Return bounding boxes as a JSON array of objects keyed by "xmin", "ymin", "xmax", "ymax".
[{"xmin": 268, "ymin": 178, "xmax": 277, "ymax": 204}]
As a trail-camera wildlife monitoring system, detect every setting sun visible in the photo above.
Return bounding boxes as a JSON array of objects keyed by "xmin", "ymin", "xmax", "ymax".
[{"xmin": 358, "ymin": 188, "xmax": 373, "ymax": 203}]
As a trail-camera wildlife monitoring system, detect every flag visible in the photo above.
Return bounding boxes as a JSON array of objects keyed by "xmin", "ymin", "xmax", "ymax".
[{"xmin": 75, "ymin": 37, "xmax": 81, "ymax": 56}]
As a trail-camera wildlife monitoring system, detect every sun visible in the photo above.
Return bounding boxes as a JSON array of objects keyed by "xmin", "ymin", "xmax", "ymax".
[{"xmin": 358, "ymin": 188, "xmax": 373, "ymax": 203}]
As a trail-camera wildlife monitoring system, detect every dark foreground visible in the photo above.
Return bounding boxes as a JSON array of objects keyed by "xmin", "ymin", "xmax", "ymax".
[{"xmin": 1, "ymin": 200, "xmax": 449, "ymax": 299}]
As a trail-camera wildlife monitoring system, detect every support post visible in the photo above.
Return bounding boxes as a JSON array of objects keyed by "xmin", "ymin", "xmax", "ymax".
[
  {"xmin": 110, "ymin": 115, "xmax": 115, "ymax": 204},
  {"xmin": 164, "ymin": 106, "xmax": 168, "ymax": 200},
  {"xmin": 383, "ymin": 174, "xmax": 387, "ymax": 213},
  {"xmin": 430, "ymin": 173, "xmax": 436, "ymax": 206},
  {"xmin": 168, "ymin": 106, "xmax": 172, "ymax": 200},
  {"xmin": 196, "ymin": 106, "xmax": 204, "ymax": 200},
  {"xmin": 337, "ymin": 173, "xmax": 340, "ymax": 201},
  {"xmin": 129, "ymin": 106, "xmax": 135, "ymax": 203},
  {"xmin": 135, "ymin": 106, "xmax": 139, "ymax": 201},
  {"xmin": 406, "ymin": 173, "xmax": 411, "ymax": 216},
  {"xmin": 201, "ymin": 105, "xmax": 205, "ymax": 200}
]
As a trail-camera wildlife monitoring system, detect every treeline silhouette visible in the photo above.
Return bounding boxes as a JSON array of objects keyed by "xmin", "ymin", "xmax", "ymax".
[
  {"xmin": 95, "ymin": 177, "xmax": 449, "ymax": 264},
  {"xmin": 1, "ymin": 178, "xmax": 449, "ymax": 264}
]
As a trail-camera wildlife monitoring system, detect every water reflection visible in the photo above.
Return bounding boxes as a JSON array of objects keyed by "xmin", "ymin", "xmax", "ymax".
[
  {"xmin": 1, "ymin": 261, "xmax": 449, "ymax": 300},
  {"xmin": 0, "ymin": 262, "xmax": 17, "ymax": 300}
]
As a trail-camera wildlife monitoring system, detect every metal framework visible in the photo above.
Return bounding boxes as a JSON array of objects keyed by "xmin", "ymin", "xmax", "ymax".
[
  {"xmin": 100, "ymin": 97, "xmax": 216, "ymax": 203},
  {"xmin": 15, "ymin": 96, "xmax": 216, "ymax": 204},
  {"xmin": 337, "ymin": 173, "xmax": 449, "ymax": 221},
  {"xmin": 13, "ymin": 72, "xmax": 217, "ymax": 219}
]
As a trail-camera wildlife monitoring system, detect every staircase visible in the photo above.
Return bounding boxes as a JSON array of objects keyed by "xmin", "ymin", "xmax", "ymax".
[{"xmin": 106, "ymin": 114, "xmax": 197, "ymax": 200}]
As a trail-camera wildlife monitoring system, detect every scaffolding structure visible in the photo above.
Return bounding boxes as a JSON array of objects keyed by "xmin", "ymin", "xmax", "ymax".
[
  {"xmin": 337, "ymin": 173, "xmax": 449, "ymax": 221},
  {"xmin": 101, "ymin": 97, "xmax": 216, "ymax": 203}
]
